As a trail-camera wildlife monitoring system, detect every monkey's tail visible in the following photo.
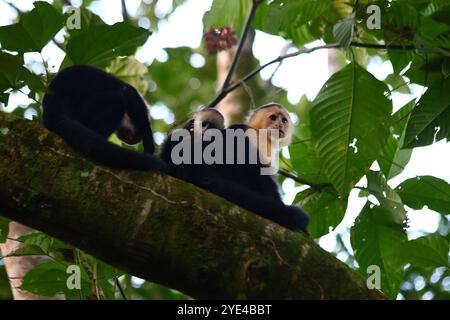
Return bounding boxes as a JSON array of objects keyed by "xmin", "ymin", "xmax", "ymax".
[{"xmin": 43, "ymin": 109, "xmax": 168, "ymax": 173}]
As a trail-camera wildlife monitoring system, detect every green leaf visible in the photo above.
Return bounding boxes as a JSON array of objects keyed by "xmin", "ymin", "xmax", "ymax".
[
  {"xmin": 350, "ymin": 203, "xmax": 407, "ymax": 298},
  {"xmin": 203, "ymin": 0, "xmax": 252, "ymax": 34},
  {"xmin": 289, "ymin": 96, "xmax": 329, "ymax": 185},
  {"xmin": 333, "ymin": 13, "xmax": 355, "ymax": 49},
  {"xmin": 379, "ymin": 136, "xmax": 413, "ymax": 181},
  {"xmin": 147, "ymin": 47, "xmax": 216, "ymax": 122},
  {"xmin": 253, "ymin": 0, "xmax": 332, "ymax": 39},
  {"xmin": 383, "ymin": 74, "xmax": 411, "ymax": 94},
  {"xmin": 395, "ymin": 235, "xmax": 449, "ymax": 269},
  {"xmin": 295, "ymin": 187, "xmax": 347, "ymax": 238},
  {"xmin": 389, "ymin": 50, "xmax": 415, "ymax": 75},
  {"xmin": 0, "ymin": 51, "xmax": 25, "ymax": 91},
  {"xmin": 422, "ymin": 0, "xmax": 450, "ymax": 17},
  {"xmin": 19, "ymin": 232, "xmax": 72, "ymax": 254},
  {"xmin": 310, "ymin": 62, "xmax": 392, "ymax": 196},
  {"xmin": 0, "ymin": 51, "xmax": 46, "ymax": 94},
  {"xmin": 0, "ymin": 92, "xmax": 9, "ymax": 105},
  {"xmin": 404, "ymin": 54, "xmax": 448, "ymax": 87},
  {"xmin": 365, "ymin": 171, "xmax": 407, "ymax": 225},
  {"xmin": 0, "ymin": 265, "xmax": 13, "ymax": 299},
  {"xmin": 390, "ymin": 2, "xmax": 419, "ymax": 31},
  {"xmin": 0, "ymin": 216, "xmax": 9, "ymax": 243},
  {"xmin": 396, "ymin": 176, "xmax": 450, "ymax": 215},
  {"xmin": 4, "ymin": 244, "xmax": 46, "ymax": 257},
  {"xmin": 64, "ymin": 23, "xmax": 151, "ymax": 69},
  {"xmin": 107, "ymin": 57, "xmax": 149, "ymax": 96},
  {"xmin": 403, "ymin": 78, "xmax": 450, "ymax": 148},
  {"xmin": 66, "ymin": 7, "xmax": 105, "ymax": 37},
  {"xmin": 378, "ymin": 100, "xmax": 415, "ymax": 180},
  {"xmin": 20, "ymin": 261, "xmax": 90, "ymax": 298},
  {"xmin": 0, "ymin": 1, "xmax": 65, "ymax": 53},
  {"xmin": 443, "ymin": 58, "xmax": 450, "ymax": 77},
  {"xmin": 414, "ymin": 35, "xmax": 450, "ymax": 55}
]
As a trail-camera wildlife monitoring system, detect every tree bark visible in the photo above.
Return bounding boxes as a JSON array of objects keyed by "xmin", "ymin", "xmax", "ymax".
[{"xmin": 0, "ymin": 113, "xmax": 385, "ymax": 299}]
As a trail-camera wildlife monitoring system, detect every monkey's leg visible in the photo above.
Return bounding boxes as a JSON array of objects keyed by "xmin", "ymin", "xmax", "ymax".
[{"xmin": 122, "ymin": 85, "xmax": 155, "ymax": 154}]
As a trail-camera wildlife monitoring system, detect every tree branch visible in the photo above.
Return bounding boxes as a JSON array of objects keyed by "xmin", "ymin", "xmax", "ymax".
[{"xmin": 0, "ymin": 113, "xmax": 385, "ymax": 299}]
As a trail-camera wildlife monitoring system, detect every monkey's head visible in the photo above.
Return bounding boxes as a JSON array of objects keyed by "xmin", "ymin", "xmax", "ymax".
[
  {"xmin": 246, "ymin": 103, "xmax": 293, "ymax": 148},
  {"xmin": 185, "ymin": 108, "xmax": 225, "ymax": 133}
]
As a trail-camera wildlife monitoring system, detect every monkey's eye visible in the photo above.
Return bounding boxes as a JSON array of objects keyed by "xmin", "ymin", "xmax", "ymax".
[
  {"xmin": 282, "ymin": 118, "xmax": 288, "ymax": 124},
  {"xmin": 269, "ymin": 114, "xmax": 277, "ymax": 121}
]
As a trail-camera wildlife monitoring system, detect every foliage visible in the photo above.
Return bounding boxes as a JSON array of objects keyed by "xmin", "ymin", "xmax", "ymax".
[{"xmin": 0, "ymin": 0, "xmax": 449, "ymax": 300}]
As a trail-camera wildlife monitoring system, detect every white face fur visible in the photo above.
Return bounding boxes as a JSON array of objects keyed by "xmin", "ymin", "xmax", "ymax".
[{"xmin": 247, "ymin": 105, "xmax": 293, "ymax": 148}]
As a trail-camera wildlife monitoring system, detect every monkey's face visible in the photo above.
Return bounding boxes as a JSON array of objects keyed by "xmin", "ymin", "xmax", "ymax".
[
  {"xmin": 266, "ymin": 110, "xmax": 290, "ymax": 138},
  {"xmin": 248, "ymin": 105, "xmax": 293, "ymax": 147}
]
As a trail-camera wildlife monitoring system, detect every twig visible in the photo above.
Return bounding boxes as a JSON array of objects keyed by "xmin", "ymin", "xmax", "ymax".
[
  {"xmin": 206, "ymin": 43, "xmax": 340, "ymax": 109},
  {"xmin": 206, "ymin": 41, "xmax": 417, "ymax": 109},
  {"xmin": 219, "ymin": 0, "xmax": 264, "ymax": 93},
  {"xmin": 16, "ymin": 88, "xmax": 41, "ymax": 105},
  {"xmin": 40, "ymin": 53, "xmax": 50, "ymax": 85},
  {"xmin": 79, "ymin": 255, "xmax": 104, "ymax": 300},
  {"xmin": 241, "ymin": 81, "xmax": 256, "ymax": 109},
  {"xmin": 1, "ymin": 0, "xmax": 21, "ymax": 14},
  {"xmin": 52, "ymin": 39, "xmax": 65, "ymax": 51},
  {"xmin": 115, "ymin": 277, "xmax": 128, "ymax": 300},
  {"xmin": 121, "ymin": 0, "xmax": 130, "ymax": 22},
  {"xmin": 268, "ymin": 43, "xmax": 293, "ymax": 83},
  {"xmin": 350, "ymin": 41, "xmax": 415, "ymax": 50},
  {"xmin": 279, "ymin": 169, "xmax": 332, "ymax": 192}
]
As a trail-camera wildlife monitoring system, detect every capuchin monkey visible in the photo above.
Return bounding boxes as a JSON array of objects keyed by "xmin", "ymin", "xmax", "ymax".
[
  {"xmin": 42, "ymin": 65, "xmax": 168, "ymax": 172},
  {"xmin": 228, "ymin": 103, "xmax": 294, "ymax": 201},
  {"xmin": 161, "ymin": 105, "xmax": 309, "ymax": 233}
]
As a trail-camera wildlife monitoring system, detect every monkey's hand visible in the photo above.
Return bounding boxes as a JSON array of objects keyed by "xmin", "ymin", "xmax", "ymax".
[
  {"xmin": 284, "ymin": 205, "xmax": 310, "ymax": 236},
  {"xmin": 143, "ymin": 141, "xmax": 156, "ymax": 155}
]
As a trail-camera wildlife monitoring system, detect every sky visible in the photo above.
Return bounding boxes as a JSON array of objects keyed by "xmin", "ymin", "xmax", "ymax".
[{"xmin": 0, "ymin": 0, "xmax": 449, "ymax": 258}]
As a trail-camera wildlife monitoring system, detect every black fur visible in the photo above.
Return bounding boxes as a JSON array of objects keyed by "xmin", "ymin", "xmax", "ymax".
[
  {"xmin": 42, "ymin": 65, "xmax": 167, "ymax": 172},
  {"xmin": 161, "ymin": 111, "xmax": 309, "ymax": 233}
]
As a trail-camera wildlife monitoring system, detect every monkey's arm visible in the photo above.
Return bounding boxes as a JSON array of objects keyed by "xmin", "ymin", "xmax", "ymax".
[
  {"xmin": 44, "ymin": 110, "xmax": 168, "ymax": 172},
  {"xmin": 121, "ymin": 84, "xmax": 155, "ymax": 154}
]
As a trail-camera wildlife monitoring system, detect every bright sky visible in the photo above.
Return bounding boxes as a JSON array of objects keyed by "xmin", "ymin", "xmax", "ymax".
[{"xmin": 0, "ymin": 0, "xmax": 449, "ymax": 259}]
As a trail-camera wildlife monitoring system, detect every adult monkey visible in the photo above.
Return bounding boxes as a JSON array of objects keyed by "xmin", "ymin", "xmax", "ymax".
[{"xmin": 42, "ymin": 65, "xmax": 168, "ymax": 172}]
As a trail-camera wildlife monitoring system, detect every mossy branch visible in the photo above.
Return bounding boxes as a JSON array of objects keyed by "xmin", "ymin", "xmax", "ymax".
[{"xmin": 0, "ymin": 112, "xmax": 384, "ymax": 299}]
